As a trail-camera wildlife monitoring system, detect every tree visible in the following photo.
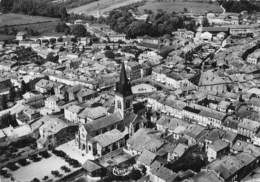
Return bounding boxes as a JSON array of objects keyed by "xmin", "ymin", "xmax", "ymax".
[
  {"xmin": 1, "ymin": 95, "xmax": 8, "ymax": 110},
  {"xmin": 59, "ymin": 7, "xmax": 68, "ymax": 21},
  {"xmin": 55, "ymin": 22, "xmax": 70, "ymax": 33},
  {"xmin": 202, "ymin": 17, "xmax": 210, "ymax": 27},
  {"xmin": 71, "ymin": 24, "xmax": 87, "ymax": 37},
  {"xmin": 104, "ymin": 50, "xmax": 115, "ymax": 59},
  {"xmin": 46, "ymin": 52, "xmax": 59, "ymax": 63},
  {"xmin": 9, "ymin": 86, "xmax": 16, "ymax": 102},
  {"xmin": 0, "ymin": 0, "xmax": 14, "ymax": 12},
  {"xmin": 21, "ymin": 80, "xmax": 27, "ymax": 95}
]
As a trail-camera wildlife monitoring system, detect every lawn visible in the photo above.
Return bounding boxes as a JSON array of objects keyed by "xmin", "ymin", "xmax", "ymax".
[{"xmin": 138, "ymin": 1, "xmax": 222, "ymax": 14}]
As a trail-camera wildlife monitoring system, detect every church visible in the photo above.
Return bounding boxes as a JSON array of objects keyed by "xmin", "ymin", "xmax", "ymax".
[{"xmin": 75, "ymin": 63, "xmax": 146, "ymax": 157}]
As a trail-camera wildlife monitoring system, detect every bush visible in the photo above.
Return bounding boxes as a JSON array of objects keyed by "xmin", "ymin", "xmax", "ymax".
[
  {"xmin": 104, "ymin": 50, "xmax": 115, "ymax": 59},
  {"xmin": 71, "ymin": 24, "xmax": 87, "ymax": 37}
]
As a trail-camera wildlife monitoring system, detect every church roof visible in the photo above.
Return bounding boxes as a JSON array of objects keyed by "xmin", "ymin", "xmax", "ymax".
[
  {"xmin": 84, "ymin": 112, "xmax": 123, "ymax": 132},
  {"xmin": 116, "ymin": 63, "xmax": 132, "ymax": 97}
]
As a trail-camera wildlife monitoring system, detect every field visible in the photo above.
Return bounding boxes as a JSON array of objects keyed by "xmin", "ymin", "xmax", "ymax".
[
  {"xmin": 68, "ymin": 0, "xmax": 143, "ymax": 16},
  {"xmin": 138, "ymin": 1, "xmax": 223, "ymax": 14},
  {"xmin": 52, "ymin": 0, "xmax": 97, "ymax": 9},
  {"xmin": 0, "ymin": 13, "xmax": 60, "ymax": 40},
  {"xmin": 0, "ymin": 13, "xmax": 59, "ymax": 27}
]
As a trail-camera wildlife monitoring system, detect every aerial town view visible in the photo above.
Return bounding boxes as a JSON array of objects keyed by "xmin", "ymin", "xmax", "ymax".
[{"xmin": 1, "ymin": 0, "xmax": 260, "ymax": 181}]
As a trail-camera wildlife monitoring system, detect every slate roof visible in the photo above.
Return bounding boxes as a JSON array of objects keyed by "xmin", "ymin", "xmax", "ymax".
[
  {"xmin": 209, "ymin": 140, "xmax": 229, "ymax": 152},
  {"xmin": 116, "ymin": 63, "xmax": 132, "ymax": 97},
  {"xmin": 90, "ymin": 129, "xmax": 125, "ymax": 147},
  {"xmin": 85, "ymin": 112, "xmax": 123, "ymax": 132},
  {"xmin": 82, "ymin": 160, "xmax": 103, "ymax": 172},
  {"xmin": 127, "ymin": 128, "xmax": 164, "ymax": 153},
  {"xmin": 138, "ymin": 149, "xmax": 157, "ymax": 166},
  {"xmin": 152, "ymin": 167, "xmax": 177, "ymax": 182}
]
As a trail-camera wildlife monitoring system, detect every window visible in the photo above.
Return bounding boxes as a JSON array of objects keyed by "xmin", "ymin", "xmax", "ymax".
[
  {"xmin": 88, "ymin": 145, "xmax": 91, "ymax": 151},
  {"xmin": 126, "ymin": 100, "xmax": 131, "ymax": 109},
  {"xmin": 117, "ymin": 100, "xmax": 122, "ymax": 109}
]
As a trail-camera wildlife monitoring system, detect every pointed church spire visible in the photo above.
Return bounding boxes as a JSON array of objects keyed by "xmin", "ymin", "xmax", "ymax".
[{"xmin": 116, "ymin": 63, "xmax": 132, "ymax": 97}]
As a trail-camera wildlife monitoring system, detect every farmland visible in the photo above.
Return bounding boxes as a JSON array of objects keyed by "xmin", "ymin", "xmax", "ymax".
[
  {"xmin": 0, "ymin": 13, "xmax": 59, "ymax": 27},
  {"xmin": 0, "ymin": 13, "xmax": 60, "ymax": 40},
  {"xmin": 68, "ymin": 0, "xmax": 143, "ymax": 16},
  {"xmin": 138, "ymin": 1, "xmax": 223, "ymax": 14}
]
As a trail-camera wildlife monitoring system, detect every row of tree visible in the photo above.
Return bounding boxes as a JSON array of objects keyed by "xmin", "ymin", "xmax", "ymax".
[
  {"xmin": 56, "ymin": 23, "xmax": 89, "ymax": 37},
  {"xmin": 0, "ymin": 0, "xmax": 68, "ymax": 19},
  {"xmin": 106, "ymin": 9, "xmax": 197, "ymax": 39},
  {"xmin": 219, "ymin": 0, "xmax": 260, "ymax": 13}
]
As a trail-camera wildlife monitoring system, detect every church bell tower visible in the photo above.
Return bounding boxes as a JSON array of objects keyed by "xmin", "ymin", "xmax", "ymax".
[{"xmin": 114, "ymin": 63, "xmax": 133, "ymax": 119}]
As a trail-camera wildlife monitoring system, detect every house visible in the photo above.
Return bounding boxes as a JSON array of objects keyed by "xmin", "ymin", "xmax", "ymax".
[
  {"xmin": 2, "ymin": 124, "xmax": 32, "ymax": 141},
  {"xmin": 200, "ymin": 32, "xmax": 213, "ymax": 41},
  {"xmin": 186, "ymin": 170, "xmax": 224, "ymax": 182},
  {"xmin": 35, "ymin": 79, "xmax": 55, "ymax": 94},
  {"xmin": 150, "ymin": 166, "xmax": 177, "ymax": 182},
  {"xmin": 151, "ymin": 66, "xmax": 193, "ymax": 89},
  {"xmin": 35, "ymin": 116, "xmax": 69, "ymax": 149},
  {"xmin": 217, "ymin": 100, "xmax": 231, "ymax": 113},
  {"xmin": 200, "ymin": 27, "xmax": 230, "ymax": 35},
  {"xmin": 17, "ymin": 108, "xmax": 41, "ymax": 124},
  {"xmin": 125, "ymin": 61, "xmax": 142, "ymax": 80},
  {"xmin": 76, "ymin": 88, "xmax": 97, "ymax": 103},
  {"xmin": 137, "ymin": 149, "xmax": 158, "ymax": 169},
  {"xmin": 222, "ymin": 131, "xmax": 238, "ymax": 147},
  {"xmin": 253, "ymin": 130, "xmax": 260, "ymax": 146},
  {"xmin": 171, "ymin": 143, "xmax": 188, "ymax": 160},
  {"xmin": 183, "ymin": 124, "xmax": 207, "ymax": 146},
  {"xmin": 247, "ymin": 50, "xmax": 260, "ymax": 64},
  {"xmin": 229, "ymin": 24, "xmax": 259, "ymax": 37},
  {"xmin": 207, "ymin": 152, "xmax": 259, "ymax": 182},
  {"xmin": 108, "ymin": 33, "xmax": 126, "ymax": 42},
  {"xmin": 24, "ymin": 94, "xmax": 45, "ymax": 108},
  {"xmin": 87, "ymin": 129, "xmax": 126, "ymax": 158},
  {"xmin": 248, "ymin": 97, "xmax": 260, "ymax": 112},
  {"xmin": 82, "ymin": 160, "xmax": 105, "ymax": 178},
  {"xmin": 42, "ymin": 95, "xmax": 63, "ymax": 115},
  {"xmin": 16, "ymin": 31, "xmax": 27, "ymax": 41},
  {"xmin": 0, "ymin": 78, "xmax": 12, "ymax": 96},
  {"xmin": 174, "ymin": 29, "xmax": 195, "ymax": 39},
  {"xmin": 64, "ymin": 104, "xmax": 83, "ymax": 123},
  {"xmin": 127, "ymin": 128, "xmax": 164, "ymax": 155},
  {"xmin": 67, "ymin": 85, "xmax": 82, "ymax": 101},
  {"xmin": 238, "ymin": 118, "xmax": 260, "ymax": 140},
  {"xmin": 221, "ymin": 116, "xmax": 239, "ymax": 133},
  {"xmin": 207, "ymin": 140, "xmax": 229, "ymax": 162},
  {"xmin": 0, "ymin": 60, "xmax": 16, "ymax": 71},
  {"xmin": 156, "ymin": 115, "xmax": 188, "ymax": 138}
]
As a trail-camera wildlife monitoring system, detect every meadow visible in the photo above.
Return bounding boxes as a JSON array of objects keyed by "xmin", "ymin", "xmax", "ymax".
[
  {"xmin": 0, "ymin": 13, "xmax": 60, "ymax": 40},
  {"xmin": 0, "ymin": 13, "xmax": 59, "ymax": 27},
  {"xmin": 68, "ymin": 0, "xmax": 143, "ymax": 16},
  {"xmin": 138, "ymin": 1, "xmax": 223, "ymax": 14}
]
